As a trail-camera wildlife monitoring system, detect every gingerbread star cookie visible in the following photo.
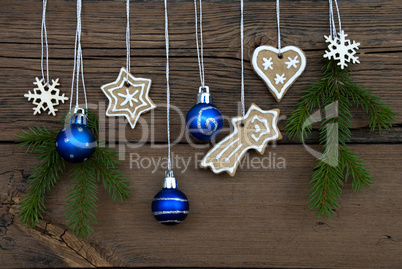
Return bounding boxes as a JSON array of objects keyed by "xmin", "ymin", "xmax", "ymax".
[{"xmin": 101, "ymin": 67, "xmax": 156, "ymax": 128}]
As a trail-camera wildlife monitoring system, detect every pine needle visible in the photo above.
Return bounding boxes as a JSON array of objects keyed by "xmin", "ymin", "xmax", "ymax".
[
  {"xmin": 286, "ymin": 59, "xmax": 396, "ymax": 218},
  {"xmin": 18, "ymin": 146, "xmax": 66, "ymax": 227},
  {"xmin": 90, "ymin": 147, "xmax": 132, "ymax": 203},
  {"xmin": 66, "ymin": 162, "xmax": 98, "ymax": 239},
  {"xmin": 17, "ymin": 109, "xmax": 131, "ymax": 238},
  {"xmin": 16, "ymin": 126, "xmax": 58, "ymax": 153}
]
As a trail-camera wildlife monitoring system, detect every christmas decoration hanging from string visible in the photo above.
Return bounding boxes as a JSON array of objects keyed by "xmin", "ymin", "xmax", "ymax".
[
  {"xmin": 56, "ymin": 0, "xmax": 96, "ymax": 164},
  {"xmin": 251, "ymin": 0, "xmax": 306, "ymax": 102},
  {"xmin": 18, "ymin": 0, "xmax": 131, "ymax": 239},
  {"xmin": 185, "ymin": 0, "xmax": 223, "ymax": 141},
  {"xmin": 24, "ymin": 0, "xmax": 68, "ymax": 116},
  {"xmin": 285, "ymin": 0, "xmax": 396, "ymax": 218},
  {"xmin": 323, "ymin": 0, "xmax": 360, "ymax": 69},
  {"xmin": 101, "ymin": 0, "xmax": 156, "ymax": 129},
  {"xmin": 200, "ymin": 0, "xmax": 282, "ymax": 176},
  {"xmin": 151, "ymin": 0, "xmax": 189, "ymax": 225}
]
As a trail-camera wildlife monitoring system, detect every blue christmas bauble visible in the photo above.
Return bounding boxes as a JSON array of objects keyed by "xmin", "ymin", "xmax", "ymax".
[
  {"xmin": 55, "ymin": 123, "xmax": 96, "ymax": 163},
  {"xmin": 186, "ymin": 103, "xmax": 223, "ymax": 141},
  {"xmin": 152, "ymin": 188, "xmax": 189, "ymax": 225}
]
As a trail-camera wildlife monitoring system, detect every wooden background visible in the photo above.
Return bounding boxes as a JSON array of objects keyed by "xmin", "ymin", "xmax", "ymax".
[{"xmin": 1, "ymin": 0, "xmax": 402, "ymax": 268}]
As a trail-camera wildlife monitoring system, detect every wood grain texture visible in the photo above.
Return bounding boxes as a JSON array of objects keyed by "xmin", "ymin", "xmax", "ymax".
[
  {"xmin": 1, "ymin": 0, "xmax": 402, "ymax": 268},
  {"xmin": 0, "ymin": 0, "xmax": 401, "ymax": 143},
  {"xmin": 1, "ymin": 144, "xmax": 402, "ymax": 268}
]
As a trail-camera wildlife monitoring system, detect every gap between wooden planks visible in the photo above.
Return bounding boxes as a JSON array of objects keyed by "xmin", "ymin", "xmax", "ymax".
[
  {"xmin": 1, "ymin": 0, "xmax": 402, "ymax": 268},
  {"xmin": 0, "ymin": 0, "xmax": 401, "ymax": 143},
  {"xmin": 1, "ymin": 144, "xmax": 402, "ymax": 268}
]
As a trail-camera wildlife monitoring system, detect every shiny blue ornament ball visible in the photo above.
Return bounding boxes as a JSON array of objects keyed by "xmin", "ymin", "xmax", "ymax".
[
  {"xmin": 55, "ymin": 123, "xmax": 96, "ymax": 163},
  {"xmin": 152, "ymin": 189, "xmax": 189, "ymax": 225},
  {"xmin": 186, "ymin": 103, "xmax": 223, "ymax": 141}
]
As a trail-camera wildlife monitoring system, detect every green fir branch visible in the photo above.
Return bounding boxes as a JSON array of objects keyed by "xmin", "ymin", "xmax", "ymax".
[
  {"xmin": 19, "ymin": 145, "xmax": 66, "ymax": 227},
  {"xmin": 66, "ymin": 162, "xmax": 98, "ymax": 239},
  {"xmin": 85, "ymin": 109, "xmax": 99, "ymax": 135},
  {"xmin": 345, "ymin": 85, "xmax": 396, "ymax": 132},
  {"xmin": 339, "ymin": 146, "xmax": 373, "ymax": 192},
  {"xmin": 309, "ymin": 159, "xmax": 344, "ymax": 218},
  {"xmin": 286, "ymin": 59, "xmax": 396, "ymax": 218},
  {"xmin": 16, "ymin": 126, "xmax": 58, "ymax": 153},
  {"xmin": 285, "ymin": 82, "xmax": 326, "ymax": 141},
  {"xmin": 17, "ymin": 109, "xmax": 131, "ymax": 239},
  {"xmin": 90, "ymin": 147, "xmax": 131, "ymax": 203}
]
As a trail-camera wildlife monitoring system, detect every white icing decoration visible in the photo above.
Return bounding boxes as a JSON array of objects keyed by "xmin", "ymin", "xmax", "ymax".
[
  {"xmin": 101, "ymin": 67, "xmax": 156, "ymax": 129},
  {"xmin": 201, "ymin": 104, "xmax": 280, "ymax": 176},
  {"xmin": 251, "ymin": 115, "xmax": 270, "ymax": 142},
  {"xmin": 285, "ymin": 55, "xmax": 300, "ymax": 69},
  {"xmin": 251, "ymin": 46, "xmax": 306, "ymax": 101},
  {"xmin": 262, "ymin": 57, "xmax": 274, "ymax": 70},
  {"xmin": 117, "ymin": 88, "xmax": 139, "ymax": 107},
  {"xmin": 274, "ymin": 73, "xmax": 286, "ymax": 85}
]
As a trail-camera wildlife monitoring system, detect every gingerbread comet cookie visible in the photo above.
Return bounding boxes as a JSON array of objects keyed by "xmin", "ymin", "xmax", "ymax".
[{"xmin": 200, "ymin": 103, "xmax": 282, "ymax": 176}]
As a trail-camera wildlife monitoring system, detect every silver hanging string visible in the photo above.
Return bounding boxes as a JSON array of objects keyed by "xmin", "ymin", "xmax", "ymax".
[
  {"xmin": 70, "ymin": 14, "xmax": 78, "ymax": 109},
  {"xmin": 164, "ymin": 0, "xmax": 172, "ymax": 171},
  {"xmin": 276, "ymin": 0, "xmax": 281, "ymax": 54},
  {"xmin": 329, "ymin": 0, "xmax": 342, "ymax": 39},
  {"xmin": 194, "ymin": 0, "xmax": 205, "ymax": 87},
  {"xmin": 240, "ymin": 0, "xmax": 245, "ymax": 119},
  {"xmin": 329, "ymin": 0, "xmax": 334, "ymax": 38},
  {"xmin": 80, "ymin": 51, "xmax": 87, "ymax": 109},
  {"xmin": 75, "ymin": 42, "xmax": 81, "ymax": 108},
  {"xmin": 126, "ymin": 0, "xmax": 131, "ymax": 80},
  {"xmin": 40, "ymin": 0, "xmax": 49, "ymax": 85},
  {"xmin": 334, "ymin": 0, "xmax": 342, "ymax": 33},
  {"xmin": 69, "ymin": 0, "xmax": 87, "ymax": 110}
]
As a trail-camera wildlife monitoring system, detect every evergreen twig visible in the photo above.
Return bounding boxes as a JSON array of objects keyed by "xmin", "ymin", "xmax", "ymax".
[
  {"xmin": 19, "ymin": 146, "xmax": 66, "ymax": 227},
  {"xmin": 286, "ymin": 59, "xmax": 396, "ymax": 218},
  {"xmin": 66, "ymin": 162, "xmax": 98, "ymax": 239},
  {"xmin": 90, "ymin": 147, "xmax": 131, "ymax": 203},
  {"xmin": 16, "ymin": 126, "xmax": 58, "ymax": 153},
  {"xmin": 17, "ymin": 110, "xmax": 131, "ymax": 238},
  {"xmin": 346, "ymin": 85, "xmax": 397, "ymax": 132}
]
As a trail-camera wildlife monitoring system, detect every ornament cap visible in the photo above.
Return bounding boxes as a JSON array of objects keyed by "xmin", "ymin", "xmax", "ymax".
[
  {"xmin": 163, "ymin": 170, "xmax": 178, "ymax": 189},
  {"xmin": 69, "ymin": 107, "xmax": 87, "ymax": 126},
  {"xmin": 196, "ymin": 86, "xmax": 212, "ymax": 104}
]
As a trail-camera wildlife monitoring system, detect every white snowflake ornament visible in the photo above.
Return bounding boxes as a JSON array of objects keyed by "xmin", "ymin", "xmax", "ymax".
[
  {"xmin": 24, "ymin": 77, "xmax": 68, "ymax": 116},
  {"xmin": 324, "ymin": 30, "xmax": 360, "ymax": 69}
]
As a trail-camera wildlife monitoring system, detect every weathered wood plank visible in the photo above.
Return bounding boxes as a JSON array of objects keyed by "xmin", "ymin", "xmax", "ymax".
[
  {"xmin": 1, "ymin": 144, "xmax": 402, "ymax": 268},
  {"xmin": 1, "ymin": 0, "xmax": 402, "ymax": 268},
  {"xmin": 0, "ymin": 0, "xmax": 401, "ymax": 143},
  {"xmin": 1, "ymin": 0, "xmax": 402, "ymax": 50},
  {"xmin": 2, "ymin": 51, "xmax": 401, "ymax": 143}
]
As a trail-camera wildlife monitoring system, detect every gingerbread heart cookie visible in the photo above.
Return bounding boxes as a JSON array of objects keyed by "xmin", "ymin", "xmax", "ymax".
[{"xmin": 251, "ymin": 46, "xmax": 306, "ymax": 102}]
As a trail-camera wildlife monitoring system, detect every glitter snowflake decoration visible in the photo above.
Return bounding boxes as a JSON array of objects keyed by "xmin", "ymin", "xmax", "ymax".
[
  {"xmin": 24, "ymin": 77, "xmax": 68, "ymax": 116},
  {"xmin": 323, "ymin": 30, "xmax": 360, "ymax": 69}
]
